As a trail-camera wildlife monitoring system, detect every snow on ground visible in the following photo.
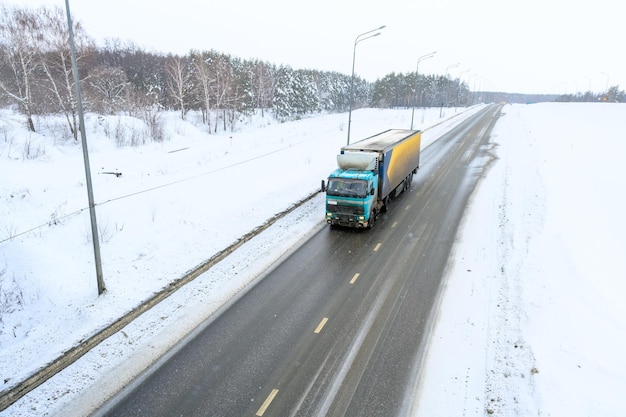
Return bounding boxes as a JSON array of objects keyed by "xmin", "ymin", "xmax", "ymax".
[
  {"xmin": 0, "ymin": 105, "xmax": 479, "ymax": 416},
  {"xmin": 413, "ymin": 102, "xmax": 626, "ymax": 416},
  {"xmin": 1, "ymin": 103, "xmax": 625, "ymax": 416}
]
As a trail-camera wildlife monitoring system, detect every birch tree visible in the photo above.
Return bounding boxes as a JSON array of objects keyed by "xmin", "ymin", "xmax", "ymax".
[
  {"xmin": 0, "ymin": 5, "xmax": 43, "ymax": 132},
  {"xmin": 207, "ymin": 53, "xmax": 237, "ymax": 132},
  {"xmin": 191, "ymin": 51, "xmax": 215, "ymax": 129},
  {"xmin": 165, "ymin": 54, "xmax": 191, "ymax": 119},
  {"xmin": 38, "ymin": 6, "xmax": 94, "ymax": 140}
]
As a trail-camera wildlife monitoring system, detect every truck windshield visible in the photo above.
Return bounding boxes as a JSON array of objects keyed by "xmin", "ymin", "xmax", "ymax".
[{"xmin": 327, "ymin": 179, "xmax": 368, "ymax": 198}]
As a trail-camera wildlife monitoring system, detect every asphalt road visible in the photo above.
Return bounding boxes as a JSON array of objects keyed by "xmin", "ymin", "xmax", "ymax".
[{"xmin": 95, "ymin": 104, "xmax": 502, "ymax": 417}]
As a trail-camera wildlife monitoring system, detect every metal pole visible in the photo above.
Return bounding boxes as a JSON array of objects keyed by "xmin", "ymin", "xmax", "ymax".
[
  {"xmin": 346, "ymin": 44, "xmax": 358, "ymax": 146},
  {"xmin": 65, "ymin": 0, "xmax": 105, "ymax": 295},
  {"xmin": 347, "ymin": 25, "xmax": 385, "ymax": 145},
  {"xmin": 410, "ymin": 51, "xmax": 436, "ymax": 130}
]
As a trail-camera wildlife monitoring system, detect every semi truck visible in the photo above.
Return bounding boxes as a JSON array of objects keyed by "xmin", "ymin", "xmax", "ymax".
[{"xmin": 323, "ymin": 129, "xmax": 421, "ymax": 228}]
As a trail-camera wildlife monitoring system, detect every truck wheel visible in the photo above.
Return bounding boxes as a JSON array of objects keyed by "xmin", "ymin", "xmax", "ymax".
[
  {"xmin": 381, "ymin": 197, "xmax": 389, "ymax": 213},
  {"xmin": 368, "ymin": 209, "xmax": 377, "ymax": 229}
]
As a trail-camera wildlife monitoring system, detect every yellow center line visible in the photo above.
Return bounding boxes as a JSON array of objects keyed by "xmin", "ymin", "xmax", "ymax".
[
  {"xmin": 256, "ymin": 388, "xmax": 279, "ymax": 416},
  {"xmin": 314, "ymin": 317, "xmax": 329, "ymax": 334},
  {"xmin": 374, "ymin": 243, "xmax": 382, "ymax": 251},
  {"xmin": 350, "ymin": 273, "xmax": 360, "ymax": 284}
]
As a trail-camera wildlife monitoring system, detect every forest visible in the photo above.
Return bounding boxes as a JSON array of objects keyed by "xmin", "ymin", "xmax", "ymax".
[
  {"xmin": 0, "ymin": 5, "xmax": 476, "ymax": 139},
  {"xmin": 1, "ymin": 4, "xmax": 622, "ymax": 143}
]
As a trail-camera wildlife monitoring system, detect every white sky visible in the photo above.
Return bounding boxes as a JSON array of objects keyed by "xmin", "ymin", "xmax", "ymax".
[{"xmin": 10, "ymin": 0, "xmax": 625, "ymax": 94}]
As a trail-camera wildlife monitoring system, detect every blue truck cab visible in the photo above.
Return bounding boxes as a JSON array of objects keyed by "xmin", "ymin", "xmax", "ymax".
[{"xmin": 326, "ymin": 161, "xmax": 378, "ymax": 228}]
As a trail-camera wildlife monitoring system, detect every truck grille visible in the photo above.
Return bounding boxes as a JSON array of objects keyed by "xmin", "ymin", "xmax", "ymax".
[{"xmin": 328, "ymin": 204, "xmax": 364, "ymax": 215}]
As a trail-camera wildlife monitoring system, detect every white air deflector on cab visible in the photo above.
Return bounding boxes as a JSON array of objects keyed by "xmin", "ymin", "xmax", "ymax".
[{"xmin": 337, "ymin": 152, "xmax": 377, "ymax": 171}]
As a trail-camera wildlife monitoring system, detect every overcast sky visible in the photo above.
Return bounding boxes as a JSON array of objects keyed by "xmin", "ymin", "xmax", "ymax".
[{"xmin": 12, "ymin": 0, "xmax": 624, "ymax": 94}]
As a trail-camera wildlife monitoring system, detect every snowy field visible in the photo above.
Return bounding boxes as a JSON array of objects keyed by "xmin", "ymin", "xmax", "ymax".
[
  {"xmin": 414, "ymin": 102, "xmax": 626, "ymax": 416},
  {"xmin": 1, "ymin": 103, "xmax": 625, "ymax": 416}
]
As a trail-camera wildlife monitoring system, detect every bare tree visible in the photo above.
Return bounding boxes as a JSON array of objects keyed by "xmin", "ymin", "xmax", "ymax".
[
  {"xmin": 191, "ymin": 51, "xmax": 215, "ymax": 130},
  {"xmin": 0, "ymin": 5, "xmax": 43, "ymax": 132},
  {"xmin": 208, "ymin": 53, "xmax": 237, "ymax": 132},
  {"xmin": 87, "ymin": 65, "xmax": 128, "ymax": 113},
  {"xmin": 106, "ymin": 43, "xmax": 165, "ymax": 117},
  {"xmin": 165, "ymin": 55, "xmax": 191, "ymax": 119},
  {"xmin": 38, "ymin": 6, "xmax": 93, "ymax": 141},
  {"xmin": 253, "ymin": 60, "xmax": 276, "ymax": 116}
]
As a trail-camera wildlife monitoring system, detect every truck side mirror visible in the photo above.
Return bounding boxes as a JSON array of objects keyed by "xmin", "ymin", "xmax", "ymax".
[{"xmin": 321, "ymin": 180, "xmax": 326, "ymax": 192}]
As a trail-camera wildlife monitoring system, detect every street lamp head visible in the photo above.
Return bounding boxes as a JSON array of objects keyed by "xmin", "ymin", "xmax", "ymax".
[
  {"xmin": 355, "ymin": 31, "xmax": 383, "ymax": 45},
  {"xmin": 418, "ymin": 51, "xmax": 437, "ymax": 64},
  {"xmin": 354, "ymin": 25, "xmax": 386, "ymax": 44}
]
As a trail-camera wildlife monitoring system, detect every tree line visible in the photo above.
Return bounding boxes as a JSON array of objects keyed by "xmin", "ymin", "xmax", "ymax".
[
  {"xmin": 0, "ymin": 5, "xmax": 478, "ymax": 141},
  {"xmin": 555, "ymin": 86, "xmax": 625, "ymax": 103}
]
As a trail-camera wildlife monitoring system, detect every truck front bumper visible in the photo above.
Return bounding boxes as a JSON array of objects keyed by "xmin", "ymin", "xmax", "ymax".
[{"xmin": 326, "ymin": 213, "xmax": 368, "ymax": 228}]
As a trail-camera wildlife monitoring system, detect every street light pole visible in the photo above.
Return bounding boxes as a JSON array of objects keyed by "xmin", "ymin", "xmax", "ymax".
[
  {"xmin": 347, "ymin": 25, "xmax": 385, "ymax": 145},
  {"xmin": 64, "ymin": 0, "xmax": 105, "ymax": 295},
  {"xmin": 410, "ymin": 51, "xmax": 436, "ymax": 129}
]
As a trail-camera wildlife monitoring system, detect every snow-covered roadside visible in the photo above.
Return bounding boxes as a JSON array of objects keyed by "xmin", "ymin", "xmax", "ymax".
[
  {"xmin": 33, "ymin": 195, "xmax": 329, "ymax": 417},
  {"xmin": 0, "ymin": 106, "xmax": 483, "ymax": 416},
  {"xmin": 412, "ymin": 103, "xmax": 543, "ymax": 416},
  {"xmin": 413, "ymin": 103, "xmax": 626, "ymax": 416}
]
